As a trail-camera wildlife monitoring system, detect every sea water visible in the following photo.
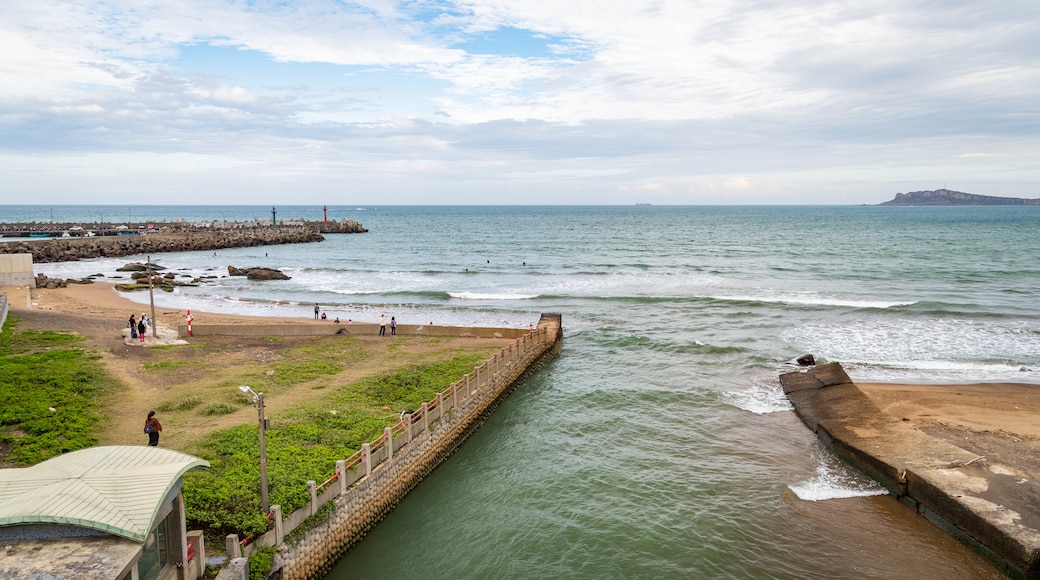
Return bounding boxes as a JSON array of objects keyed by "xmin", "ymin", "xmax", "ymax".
[{"xmin": 15, "ymin": 204, "xmax": 1040, "ymax": 578}]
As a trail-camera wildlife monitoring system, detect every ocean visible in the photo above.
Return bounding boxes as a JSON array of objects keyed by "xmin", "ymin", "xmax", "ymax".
[{"xmin": 11, "ymin": 204, "xmax": 1040, "ymax": 578}]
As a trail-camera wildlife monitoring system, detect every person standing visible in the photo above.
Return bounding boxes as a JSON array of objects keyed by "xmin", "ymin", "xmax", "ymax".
[
  {"xmin": 128, "ymin": 314, "xmax": 138, "ymax": 339},
  {"xmin": 314, "ymin": 303, "xmax": 320, "ymax": 320},
  {"xmin": 379, "ymin": 314, "xmax": 387, "ymax": 336},
  {"xmin": 137, "ymin": 318, "xmax": 146, "ymax": 342},
  {"xmin": 390, "ymin": 316, "xmax": 396, "ymax": 335},
  {"xmin": 144, "ymin": 411, "xmax": 163, "ymax": 446}
]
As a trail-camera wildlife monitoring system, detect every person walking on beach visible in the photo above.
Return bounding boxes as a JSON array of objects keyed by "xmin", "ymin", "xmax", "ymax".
[
  {"xmin": 314, "ymin": 303, "xmax": 320, "ymax": 320},
  {"xmin": 379, "ymin": 314, "xmax": 387, "ymax": 336},
  {"xmin": 129, "ymin": 314, "xmax": 138, "ymax": 339},
  {"xmin": 390, "ymin": 316, "xmax": 396, "ymax": 336},
  {"xmin": 144, "ymin": 411, "xmax": 163, "ymax": 446}
]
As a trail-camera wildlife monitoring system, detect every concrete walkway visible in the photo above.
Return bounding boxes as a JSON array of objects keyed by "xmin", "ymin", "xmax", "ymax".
[{"xmin": 780, "ymin": 363, "xmax": 1040, "ymax": 579}]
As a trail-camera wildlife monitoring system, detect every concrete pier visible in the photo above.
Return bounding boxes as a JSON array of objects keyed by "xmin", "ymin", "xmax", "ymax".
[{"xmin": 780, "ymin": 363, "xmax": 1040, "ymax": 579}]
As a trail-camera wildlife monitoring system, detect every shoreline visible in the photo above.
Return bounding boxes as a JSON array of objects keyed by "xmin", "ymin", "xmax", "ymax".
[
  {"xmin": 4, "ymin": 281, "xmax": 352, "ymax": 331},
  {"xmin": 781, "ymin": 363, "xmax": 1040, "ymax": 579}
]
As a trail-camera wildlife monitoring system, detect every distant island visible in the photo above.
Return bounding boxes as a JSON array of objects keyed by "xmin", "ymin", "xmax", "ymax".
[{"xmin": 880, "ymin": 189, "xmax": 1040, "ymax": 206}]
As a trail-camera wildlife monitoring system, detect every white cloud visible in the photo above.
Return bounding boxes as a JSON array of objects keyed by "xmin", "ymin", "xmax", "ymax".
[{"xmin": 0, "ymin": 0, "xmax": 1038, "ymax": 204}]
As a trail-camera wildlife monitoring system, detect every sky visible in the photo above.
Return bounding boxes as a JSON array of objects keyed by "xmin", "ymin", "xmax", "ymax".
[{"xmin": 1, "ymin": 1, "xmax": 1038, "ymax": 205}]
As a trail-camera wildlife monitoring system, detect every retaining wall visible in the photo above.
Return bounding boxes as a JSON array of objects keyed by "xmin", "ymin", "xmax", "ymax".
[
  {"xmin": 218, "ymin": 314, "xmax": 563, "ymax": 580},
  {"xmin": 0, "ymin": 254, "xmax": 34, "ymax": 287}
]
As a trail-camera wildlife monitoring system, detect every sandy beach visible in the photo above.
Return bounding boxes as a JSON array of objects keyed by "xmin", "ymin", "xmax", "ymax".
[
  {"xmin": 7, "ymin": 281, "xmax": 319, "ymax": 329},
  {"xmin": 856, "ymin": 380, "xmax": 1040, "ymax": 492}
]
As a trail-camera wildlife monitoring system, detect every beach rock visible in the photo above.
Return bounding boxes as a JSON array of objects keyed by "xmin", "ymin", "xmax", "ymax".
[
  {"xmin": 228, "ymin": 265, "xmax": 291, "ymax": 280},
  {"xmin": 117, "ymin": 262, "xmax": 167, "ymax": 272},
  {"xmin": 796, "ymin": 354, "xmax": 816, "ymax": 366},
  {"xmin": 247, "ymin": 267, "xmax": 291, "ymax": 281},
  {"xmin": 34, "ymin": 273, "xmax": 67, "ymax": 289}
]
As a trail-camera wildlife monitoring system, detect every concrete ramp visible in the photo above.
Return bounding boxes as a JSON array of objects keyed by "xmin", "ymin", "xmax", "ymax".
[{"xmin": 781, "ymin": 363, "xmax": 1040, "ymax": 579}]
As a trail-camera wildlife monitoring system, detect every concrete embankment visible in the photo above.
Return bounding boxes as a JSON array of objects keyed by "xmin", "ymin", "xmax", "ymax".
[
  {"xmin": 215, "ymin": 314, "xmax": 563, "ymax": 580},
  {"xmin": 780, "ymin": 363, "xmax": 1040, "ymax": 579},
  {"xmin": 0, "ymin": 220, "xmax": 366, "ymax": 264}
]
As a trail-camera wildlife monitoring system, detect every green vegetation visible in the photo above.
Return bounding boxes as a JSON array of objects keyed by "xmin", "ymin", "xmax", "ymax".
[
  {"xmin": 246, "ymin": 339, "xmax": 366, "ymax": 392},
  {"xmin": 200, "ymin": 402, "xmax": 239, "ymax": 416},
  {"xmin": 0, "ymin": 315, "xmax": 121, "ymax": 466},
  {"xmin": 249, "ymin": 546, "xmax": 276, "ymax": 580},
  {"xmin": 183, "ymin": 353, "xmax": 491, "ymax": 542},
  {"xmin": 155, "ymin": 395, "xmax": 202, "ymax": 413},
  {"xmin": 142, "ymin": 359, "xmax": 195, "ymax": 372}
]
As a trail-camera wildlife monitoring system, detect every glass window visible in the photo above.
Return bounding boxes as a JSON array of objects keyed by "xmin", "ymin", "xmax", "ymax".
[{"xmin": 137, "ymin": 516, "xmax": 171, "ymax": 580}]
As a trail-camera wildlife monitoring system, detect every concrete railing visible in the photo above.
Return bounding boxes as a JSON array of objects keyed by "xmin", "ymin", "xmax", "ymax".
[{"xmin": 218, "ymin": 314, "xmax": 563, "ymax": 580}]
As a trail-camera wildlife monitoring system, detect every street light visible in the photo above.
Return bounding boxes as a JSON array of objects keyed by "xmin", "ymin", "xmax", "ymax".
[{"xmin": 239, "ymin": 385, "xmax": 269, "ymax": 514}]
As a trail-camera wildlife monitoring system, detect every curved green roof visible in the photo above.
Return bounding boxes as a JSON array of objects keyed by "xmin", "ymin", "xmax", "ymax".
[{"xmin": 0, "ymin": 446, "xmax": 209, "ymax": 542}]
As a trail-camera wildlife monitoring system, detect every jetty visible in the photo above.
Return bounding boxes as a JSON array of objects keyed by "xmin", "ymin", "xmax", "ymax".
[
  {"xmin": 780, "ymin": 363, "xmax": 1040, "ymax": 579},
  {"xmin": 0, "ymin": 219, "xmax": 366, "ymax": 263}
]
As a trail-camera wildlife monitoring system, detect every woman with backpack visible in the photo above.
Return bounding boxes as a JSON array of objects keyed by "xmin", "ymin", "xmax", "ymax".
[{"xmin": 144, "ymin": 411, "xmax": 163, "ymax": 446}]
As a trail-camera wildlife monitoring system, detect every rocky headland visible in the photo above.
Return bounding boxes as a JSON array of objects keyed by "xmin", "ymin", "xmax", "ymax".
[
  {"xmin": 880, "ymin": 189, "xmax": 1040, "ymax": 206},
  {"xmin": 0, "ymin": 219, "xmax": 366, "ymax": 263}
]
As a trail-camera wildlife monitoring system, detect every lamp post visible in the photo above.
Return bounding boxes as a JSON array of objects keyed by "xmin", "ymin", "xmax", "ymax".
[{"xmin": 239, "ymin": 385, "xmax": 269, "ymax": 514}]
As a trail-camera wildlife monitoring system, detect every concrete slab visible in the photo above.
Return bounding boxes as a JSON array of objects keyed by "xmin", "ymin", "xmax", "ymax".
[{"xmin": 780, "ymin": 363, "xmax": 1040, "ymax": 579}]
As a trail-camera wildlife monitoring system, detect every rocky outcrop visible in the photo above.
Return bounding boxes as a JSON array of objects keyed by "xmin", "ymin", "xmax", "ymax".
[
  {"xmin": 0, "ymin": 225, "xmax": 334, "ymax": 264},
  {"xmin": 118, "ymin": 262, "xmax": 167, "ymax": 272},
  {"xmin": 880, "ymin": 189, "xmax": 1040, "ymax": 206},
  {"xmin": 228, "ymin": 266, "xmax": 291, "ymax": 280}
]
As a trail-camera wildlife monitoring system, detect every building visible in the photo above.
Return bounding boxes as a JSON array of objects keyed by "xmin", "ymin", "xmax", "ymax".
[{"xmin": 0, "ymin": 446, "xmax": 209, "ymax": 579}]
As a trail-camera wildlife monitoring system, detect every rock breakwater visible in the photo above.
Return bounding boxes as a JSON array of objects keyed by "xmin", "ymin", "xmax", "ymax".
[{"xmin": 0, "ymin": 220, "xmax": 365, "ymax": 264}]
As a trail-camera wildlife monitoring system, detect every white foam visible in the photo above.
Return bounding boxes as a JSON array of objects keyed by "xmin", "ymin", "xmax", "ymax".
[
  {"xmin": 448, "ymin": 292, "xmax": 538, "ymax": 300},
  {"xmin": 721, "ymin": 377, "xmax": 794, "ymax": 415},
  {"xmin": 711, "ymin": 292, "xmax": 915, "ymax": 309},
  {"xmin": 784, "ymin": 318, "xmax": 1040, "ymax": 382},
  {"xmin": 789, "ymin": 450, "xmax": 889, "ymax": 501}
]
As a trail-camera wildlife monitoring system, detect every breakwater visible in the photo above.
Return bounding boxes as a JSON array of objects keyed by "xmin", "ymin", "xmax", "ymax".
[
  {"xmin": 216, "ymin": 314, "xmax": 563, "ymax": 580},
  {"xmin": 780, "ymin": 363, "xmax": 1040, "ymax": 579},
  {"xmin": 0, "ymin": 220, "xmax": 366, "ymax": 263}
]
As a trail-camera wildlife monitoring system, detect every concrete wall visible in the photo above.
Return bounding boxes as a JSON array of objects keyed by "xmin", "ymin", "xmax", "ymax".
[
  {"xmin": 234, "ymin": 314, "xmax": 563, "ymax": 580},
  {"xmin": 0, "ymin": 253, "xmax": 34, "ymax": 287},
  {"xmin": 178, "ymin": 322, "xmax": 532, "ymax": 339}
]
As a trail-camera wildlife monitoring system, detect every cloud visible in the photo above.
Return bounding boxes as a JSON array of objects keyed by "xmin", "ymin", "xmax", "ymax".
[{"xmin": 0, "ymin": 0, "xmax": 1038, "ymax": 204}]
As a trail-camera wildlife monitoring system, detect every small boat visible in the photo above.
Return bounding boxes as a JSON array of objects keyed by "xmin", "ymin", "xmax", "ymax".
[
  {"xmin": 118, "ymin": 231, "xmax": 138, "ymax": 236},
  {"xmin": 29, "ymin": 233, "xmax": 53, "ymax": 238}
]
